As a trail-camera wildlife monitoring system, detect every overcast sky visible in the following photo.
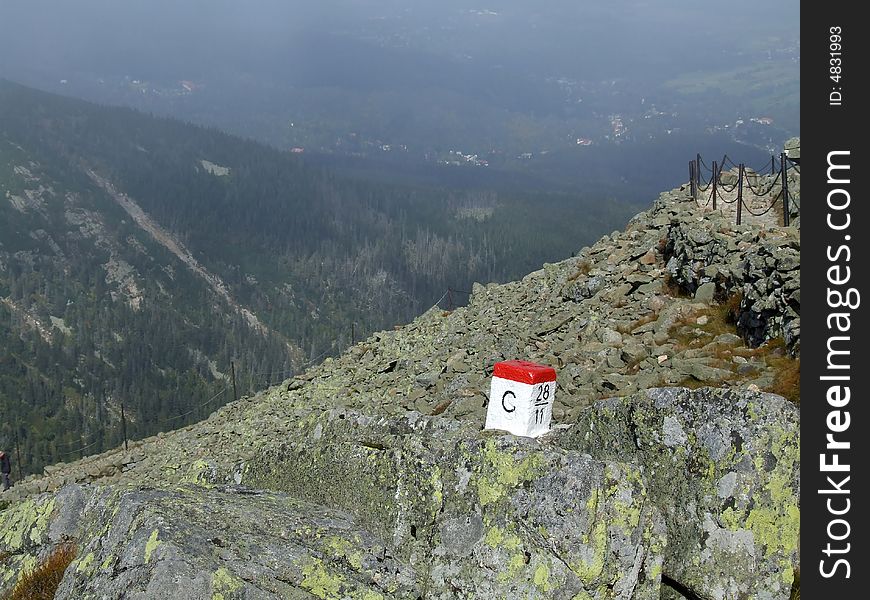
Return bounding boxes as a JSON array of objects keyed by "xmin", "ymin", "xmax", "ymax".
[{"xmin": 0, "ymin": 0, "xmax": 799, "ymax": 84}]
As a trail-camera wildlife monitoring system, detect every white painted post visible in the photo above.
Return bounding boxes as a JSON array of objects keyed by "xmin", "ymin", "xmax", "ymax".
[{"xmin": 484, "ymin": 360, "xmax": 557, "ymax": 438}]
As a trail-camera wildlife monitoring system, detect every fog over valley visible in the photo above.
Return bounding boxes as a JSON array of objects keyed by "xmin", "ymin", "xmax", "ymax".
[{"xmin": 1, "ymin": 0, "xmax": 798, "ymax": 199}]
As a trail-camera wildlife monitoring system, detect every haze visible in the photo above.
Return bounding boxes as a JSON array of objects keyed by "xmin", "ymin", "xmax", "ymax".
[{"xmin": 0, "ymin": 0, "xmax": 799, "ymax": 196}]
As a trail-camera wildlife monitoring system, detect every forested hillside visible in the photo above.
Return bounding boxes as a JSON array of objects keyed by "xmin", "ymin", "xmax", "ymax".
[{"xmin": 0, "ymin": 80, "xmax": 639, "ymax": 474}]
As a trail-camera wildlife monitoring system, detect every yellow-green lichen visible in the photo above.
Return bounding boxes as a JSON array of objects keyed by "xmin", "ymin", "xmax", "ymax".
[
  {"xmin": 350, "ymin": 592, "xmax": 385, "ymax": 600},
  {"xmin": 0, "ymin": 497, "xmax": 56, "ymax": 550},
  {"xmin": 606, "ymin": 476, "xmax": 641, "ymax": 533},
  {"xmin": 475, "ymin": 440, "xmax": 544, "ymax": 506},
  {"xmin": 324, "ymin": 536, "xmax": 364, "ymax": 571},
  {"xmin": 720, "ymin": 506, "xmax": 742, "ymax": 530},
  {"xmin": 572, "ymin": 518, "xmax": 607, "ymax": 584},
  {"xmin": 533, "ymin": 562, "xmax": 553, "ymax": 592},
  {"xmin": 430, "ymin": 465, "xmax": 444, "ymax": 509},
  {"xmin": 744, "ymin": 502, "xmax": 799, "ymax": 559},
  {"xmin": 14, "ymin": 555, "xmax": 37, "ymax": 582},
  {"xmin": 31, "ymin": 498, "xmax": 56, "ymax": 545},
  {"xmin": 76, "ymin": 551, "xmax": 95, "ymax": 574},
  {"xmin": 184, "ymin": 459, "xmax": 215, "ymax": 487},
  {"xmin": 571, "ymin": 489, "xmax": 607, "ymax": 585},
  {"xmin": 483, "ymin": 525, "xmax": 521, "ymax": 551},
  {"xmin": 2, "ymin": 565, "xmax": 15, "ymax": 583},
  {"xmin": 782, "ymin": 564, "xmax": 795, "ymax": 586},
  {"xmin": 643, "ymin": 514, "xmax": 666, "ymax": 584},
  {"xmin": 484, "ymin": 526, "xmax": 504, "ymax": 548},
  {"xmin": 144, "ymin": 529, "xmax": 160, "ymax": 563},
  {"xmin": 497, "ymin": 552, "xmax": 528, "ymax": 582},
  {"xmin": 713, "ymin": 423, "xmax": 799, "ymax": 590},
  {"xmin": 301, "ymin": 558, "xmax": 345, "ymax": 599},
  {"xmin": 212, "ymin": 566, "xmax": 244, "ymax": 600},
  {"xmin": 100, "ymin": 554, "xmax": 115, "ymax": 571},
  {"xmin": 724, "ymin": 425, "xmax": 800, "ymax": 563}
]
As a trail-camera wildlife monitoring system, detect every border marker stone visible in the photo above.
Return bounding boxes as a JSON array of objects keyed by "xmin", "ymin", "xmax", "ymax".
[{"xmin": 484, "ymin": 360, "xmax": 556, "ymax": 438}]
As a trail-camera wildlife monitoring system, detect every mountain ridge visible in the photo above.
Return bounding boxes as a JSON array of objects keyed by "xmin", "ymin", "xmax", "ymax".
[
  {"xmin": 0, "ymin": 160, "xmax": 800, "ymax": 598},
  {"xmin": 1, "ymin": 79, "xmax": 639, "ymax": 474}
]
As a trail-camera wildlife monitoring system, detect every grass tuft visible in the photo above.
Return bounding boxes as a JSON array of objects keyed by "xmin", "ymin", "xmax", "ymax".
[
  {"xmin": 617, "ymin": 312, "xmax": 658, "ymax": 335},
  {"xmin": 765, "ymin": 351, "xmax": 800, "ymax": 404},
  {"xmin": 674, "ymin": 377, "xmax": 711, "ymax": 390},
  {"xmin": 4, "ymin": 543, "xmax": 77, "ymax": 600},
  {"xmin": 790, "ymin": 566, "xmax": 800, "ymax": 600},
  {"xmin": 429, "ymin": 399, "xmax": 453, "ymax": 416},
  {"xmin": 662, "ymin": 273, "xmax": 690, "ymax": 298},
  {"xmin": 721, "ymin": 290, "xmax": 743, "ymax": 324},
  {"xmin": 663, "ymin": 293, "xmax": 800, "ymax": 403},
  {"xmin": 568, "ymin": 259, "xmax": 593, "ymax": 282},
  {"xmin": 657, "ymin": 236, "xmax": 668, "ymax": 256}
]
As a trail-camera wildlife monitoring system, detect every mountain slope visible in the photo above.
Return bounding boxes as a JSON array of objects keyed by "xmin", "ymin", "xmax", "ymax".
[
  {"xmin": 1, "ymin": 177, "xmax": 801, "ymax": 599},
  {"xmin": 0, "ymin": 133, "xmax": 296, "ymax": 474},
  {"xmin": 0, "ymin": 80, "xmax": 639, "ymax": 473}
]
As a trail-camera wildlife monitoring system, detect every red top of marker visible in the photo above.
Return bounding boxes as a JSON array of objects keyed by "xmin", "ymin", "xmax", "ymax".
[{"xmin": 493, "ymin": 360, "xmax": 557, "ymax": 385}]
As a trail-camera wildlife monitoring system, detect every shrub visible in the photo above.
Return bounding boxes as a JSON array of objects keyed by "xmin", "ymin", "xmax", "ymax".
[
  {"xmin": 721, "ymin": 290, "xmax": 743, "ymax": 324},
  {"xmin": 568, "ymin": 259, "xmax": 593, "ymax": 282},
  {"xmin": 662, "ymin": 273, "xmax": 689, "ymax": 298},
  {"xmin": 4, "ymin": 543, "xmax": 77, "ymax": 600},
  {"xmin": 766, "ymin": 354, "xmax": 800, "ymax": 405}
]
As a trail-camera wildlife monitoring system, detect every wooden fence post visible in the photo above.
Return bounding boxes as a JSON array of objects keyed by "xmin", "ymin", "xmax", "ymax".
[
  {"xmin": 231, "ymin": 360, "xmax": 238, "ymax": 403},
  {"xmin": 121, "ymin": 402, "xmax": 128, "ymax": 451},
  {"xmin": 14, "ymin": 428, "xmax": 22, "ymax": 482},
  {"xmin": 689, "ymin": 160, "xmax": 697, "ymax": 200},
  {"xmin": 711, "ymin": 161, "xmax": 718, "ymax": 210},
  {"xmin": 781, "ymin": 152, "xmax": 790, "ymax": 226}
]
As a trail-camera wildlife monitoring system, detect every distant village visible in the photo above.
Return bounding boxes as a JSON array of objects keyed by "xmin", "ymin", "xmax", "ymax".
[{"xmin": 55, "ymin": 75, "xmax": 786, "ymax": 166}]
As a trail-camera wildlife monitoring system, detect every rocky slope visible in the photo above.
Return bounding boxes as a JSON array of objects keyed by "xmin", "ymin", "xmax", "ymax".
[
  {"xmin": 1, "ymin": 80, "xmax": 642, "ymax": 473},
  {"xmin": 0, "ymin": 170, "xmax": 800, "ymax": 599}
]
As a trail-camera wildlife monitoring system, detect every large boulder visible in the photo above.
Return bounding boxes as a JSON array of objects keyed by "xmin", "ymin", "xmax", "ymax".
[
  {"xmin": 561, "ymin": 387, "xmax": 800, "ymax": 600},
  {"xmin": 1, "ymin": 410, "xmax": 666, "ymax": 600},
  {"xmin": 58, "ymin": 486, "xmax": 419, "ymax": 599},
  {"xmin": 244, "ymin": 409, "xmax": 666, "ymax": 599}
]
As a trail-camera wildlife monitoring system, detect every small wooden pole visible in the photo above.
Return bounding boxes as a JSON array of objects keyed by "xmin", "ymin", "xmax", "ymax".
[
  {"xmin": 120, "ymin": 402, "xmax": 128, "ymax": 451},
  {"xmin": 14, "ymin": 428, "xmax": 23, "ymax": 482},
  {"xmin": 689, "ymin": 160, "xmax": 696, "ymax": 200},
  {"xmin": 736, "ymin": 164, "xmax": 744, "ymax": 225},
  {"xmin": 711, "ymin": 161, "xmax": 718, "ymax": 210},
  {"xmin": 781, "ymin": 152, "xmax": 790, "ymax": 226},
  {"xmin": 231, "ymin": 360, "xmax": 238, "ymax": 403}
]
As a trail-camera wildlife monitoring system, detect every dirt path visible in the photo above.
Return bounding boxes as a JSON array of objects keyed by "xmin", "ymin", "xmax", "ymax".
[{"xmin": 694, "ymin": 170, "xmax": 784, "ymax": 229}]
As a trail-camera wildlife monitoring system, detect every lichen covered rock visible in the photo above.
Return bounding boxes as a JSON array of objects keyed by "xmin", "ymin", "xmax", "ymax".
[
  {"xmin": 54, "ymin": 486, "xmax": 418, "ymax": 599},
  {"xmin": 2, "ymin": 410, "xmax": 664, "ymax": 599},
  {"xmin": 562, "ymin": 387, "xmax": 800, "ymax": 599},
  {"xmin": 244, "ymin": 409, "xmax": 666, "ymax": 599}
]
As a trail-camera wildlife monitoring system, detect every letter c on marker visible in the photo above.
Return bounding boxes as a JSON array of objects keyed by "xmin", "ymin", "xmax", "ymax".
[{"xmin": 502, "ymin": 390, "xmax": 516, "ymax": 413}]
